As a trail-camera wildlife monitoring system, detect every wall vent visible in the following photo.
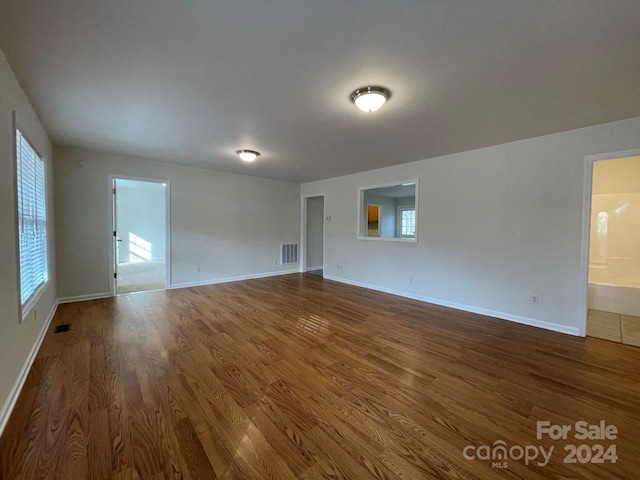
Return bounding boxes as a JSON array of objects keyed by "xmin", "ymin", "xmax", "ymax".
[{"xmin": 280, "ymin": 243, "xmax": 299, "ymax": 265}]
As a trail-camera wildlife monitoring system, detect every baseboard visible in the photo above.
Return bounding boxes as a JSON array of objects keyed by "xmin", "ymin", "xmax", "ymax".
[
  {"xmin": 58, "ymin": 292, "xmax": 112, "ymax": 304},
  {"xmin": 59, "ymin": 269, "xmax": 302, "ymax": 298},
  {"xmin": 171, "ymin": 269, "xmax": 300, "ymax": 290},
  {"xmin": 0, "ymin": 299, "xmax": 59, "ymax": 438},
  {"xmin": 323, "ymin": 274, "xmax": 580, "ymax": 336},
  {"xmin": 305, "ymin": 266, "xmax": 323, "ymax": 272}
]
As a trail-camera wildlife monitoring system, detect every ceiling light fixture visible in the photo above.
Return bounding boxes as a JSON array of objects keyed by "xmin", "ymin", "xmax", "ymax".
[
  {"xmin": 236, "ymin": 149, "xmax": 260, "ymax": 162},
  {"xmin": 350, "ymin": 86, "xmax": 391, "ymax": 113}
]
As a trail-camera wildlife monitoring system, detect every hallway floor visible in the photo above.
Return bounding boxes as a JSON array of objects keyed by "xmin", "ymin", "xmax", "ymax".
[{"xmin": 587, "ymin": 309, "xmax": 640, "ymax": 346}]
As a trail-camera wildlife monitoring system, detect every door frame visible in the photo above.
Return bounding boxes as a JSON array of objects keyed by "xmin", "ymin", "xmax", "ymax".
[
  {"xmin": 107, "ymin": 174, "xmax": 171, "ymax": 296},
  {"xmin": 579, "ymin": 148, "xmax": 640, "ymax": 336},
  {"xmin": 300, "ymin": 193, "xmax": 326, "ymax": 273},
  {"xmin": 365, "ymin": 203, "xmax": 383, "ymax": 238}
]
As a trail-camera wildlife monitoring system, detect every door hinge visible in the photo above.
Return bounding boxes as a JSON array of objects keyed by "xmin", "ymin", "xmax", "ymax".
[
  {"xmin": 113, "ymin": 231, "xmax": 117, "ymax": 237},
  {"xmin": 114, "ymin": 273, "xmax": 117, "ymax": 279},
  {"xmin": 112, "ymin": 187, "xmax": 116, "ymax": 194}
]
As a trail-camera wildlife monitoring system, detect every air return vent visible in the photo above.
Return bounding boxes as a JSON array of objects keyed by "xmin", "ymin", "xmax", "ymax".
[
  {"xmin": 280, "ymin": 243, "xmax": 299, "ymax": 265},
  {"xmin": 54, "ymin": 324, "xmax": 70, "ymax": 333}
]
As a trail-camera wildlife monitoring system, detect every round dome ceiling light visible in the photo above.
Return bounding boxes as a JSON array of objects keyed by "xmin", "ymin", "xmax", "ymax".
[
  {"xmin": 236, "ymin": 149, "xmax": 260, "ymax": 162},
  {"xmin": 350, "ymin": 86, "xmax": 391, "ymax": 113}
]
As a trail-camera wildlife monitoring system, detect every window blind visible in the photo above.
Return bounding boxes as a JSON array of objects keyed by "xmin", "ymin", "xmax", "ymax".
[{"xmin": 16, "ymin": 130, "xmax": 48, "ymax": 306}]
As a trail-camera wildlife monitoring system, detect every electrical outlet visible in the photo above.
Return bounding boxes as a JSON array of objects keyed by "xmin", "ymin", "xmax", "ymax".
[
  {"xmin": 274, "ymin": 259, "xmax": 278, "ymax": 266},
  {"xmin": 195, "ymin": 266, "xmax": 201, "ymax": 273},
  {"xmin": 409, "ymin": 276, "xmax": 413, "ymax": 283},
  {"xmin": 34, "ymin": 309, "xmax": 37, "ymax": 321},
  {"xmin": 532, "ymin": 295, "xmax": 540, "ymax": 305}
]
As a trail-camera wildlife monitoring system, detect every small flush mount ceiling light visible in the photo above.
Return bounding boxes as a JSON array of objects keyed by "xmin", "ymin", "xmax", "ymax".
[
  {"xmin": 236, "ymin": 149, "xmax": 260, "ymax": 162},
  {"xmin": 350, "ymin": 86, "xmax": 391, "ymax": 113}
]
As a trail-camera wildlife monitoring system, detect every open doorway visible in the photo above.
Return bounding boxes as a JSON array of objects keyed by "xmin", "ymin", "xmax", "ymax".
[
  {"xmin": 111, "ymin": 177, "xmax": 170, "ymax": 294},
  {"xmin": 584, "ymin": 154, "xmax": 640, "ymax": 346},
  {"xmin": 303, "ymin": 195, "xmax": 324, "ymax": 277},
  {"xmin": 366, "ymin": 204, "xmax": 381, "ymax": 237}
]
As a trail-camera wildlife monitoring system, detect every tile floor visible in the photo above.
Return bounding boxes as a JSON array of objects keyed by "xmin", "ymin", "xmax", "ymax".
[{"xmin": 587, "ymin": 309, "xmax": 640, "ymax": 346}]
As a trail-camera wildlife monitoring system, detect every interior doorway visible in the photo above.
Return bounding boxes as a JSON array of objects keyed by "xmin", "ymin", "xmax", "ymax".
[
  {"xmin": 366, "ymin": 204, "xmax": 381, "ymax": 237},
  {"xmin": 303, "ymin": 195, "xmax": 325, "ymax": 277},
  {"xmin": 111, "ymin": 177, "xmax": 170, "ymax": 294},
  {"xmin": 584, "ymin": 153, "xmax": 640, "ymax": 346}
]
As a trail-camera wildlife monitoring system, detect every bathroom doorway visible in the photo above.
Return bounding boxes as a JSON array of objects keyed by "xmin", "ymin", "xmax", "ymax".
[
  {"xmin": 585, "ymin": 154, "xmax": 640, "ymax": 346},
  {"xmin": 110, "ymin": 176, "xmax": 170, "ymax": 295}
]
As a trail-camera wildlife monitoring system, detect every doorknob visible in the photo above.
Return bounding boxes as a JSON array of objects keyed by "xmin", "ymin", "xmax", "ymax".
[{"xmin": 116, "ymin": 239, "xmax": 122, "ymax": 242}]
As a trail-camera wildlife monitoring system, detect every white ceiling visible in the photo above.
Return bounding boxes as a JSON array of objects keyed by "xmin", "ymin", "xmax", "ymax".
[{"xmin": 1, "ymin": 1, "xmax": 639, "ymax": 183}]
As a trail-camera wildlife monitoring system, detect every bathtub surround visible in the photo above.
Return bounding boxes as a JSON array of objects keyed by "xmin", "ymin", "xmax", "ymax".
[
  {"xmin": 590, "ymin": 156, "xmax": 640, "ymax": 275},
  {"xmin": 588, "ymin": 283, "xmax": 640, "ymax": 318},
  {"xmin": 587, "ymin": 156, "xmax": 640, "ymax": 343}
]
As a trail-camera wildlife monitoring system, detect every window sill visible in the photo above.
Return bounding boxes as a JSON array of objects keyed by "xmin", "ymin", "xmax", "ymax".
[
  {"xmin": 356, "ymin": 236, "xmax": 418, "ymax": 243},
  {"xmin": 21, "ymin": 281, "xmax": 49, "ymax": 323}
]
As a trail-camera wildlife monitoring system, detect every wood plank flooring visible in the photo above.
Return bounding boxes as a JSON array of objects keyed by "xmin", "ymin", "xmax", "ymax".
[{"xmin": 1, "ymin": 273, "xmax": 639, "ymax": 479}]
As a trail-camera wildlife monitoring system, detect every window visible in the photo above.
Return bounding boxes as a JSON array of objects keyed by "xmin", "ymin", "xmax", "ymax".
[
  {"xmin": 358, "ymin": 180, "xmax": 418, "ymax": 242},
  {"xmin": 16, "ymin": 129, "xmax": 48, "ymax": 309},
  {"xmin": 398, "ymin": 206, "xmax": 416, "ymax": 238}
]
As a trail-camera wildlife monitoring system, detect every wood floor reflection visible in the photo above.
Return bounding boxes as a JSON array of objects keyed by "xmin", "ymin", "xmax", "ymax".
[{"xmin": 1, "ymin": 273, "xmax": 639, "ymax": 479}]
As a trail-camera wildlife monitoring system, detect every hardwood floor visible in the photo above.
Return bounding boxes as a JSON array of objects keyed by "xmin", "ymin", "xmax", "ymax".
[{"xmin": 1, "ymin": 274, "xmax": 639, "ymax": 479}]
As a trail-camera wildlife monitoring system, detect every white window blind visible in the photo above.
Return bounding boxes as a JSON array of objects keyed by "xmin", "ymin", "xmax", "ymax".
[{"xmin": 16, "ymin": 130, "xmax": 48, "ymax": 306}]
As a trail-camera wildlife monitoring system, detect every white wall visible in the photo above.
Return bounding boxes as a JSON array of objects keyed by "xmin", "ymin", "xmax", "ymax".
[
  {"xmin": 54, "ymin": 146, "xmax": 300, "ymax": 298},
  {"xmin": 301, "ymin": 116, "xmax": 640, "ymax": 336},
  {"xmin": 305, "ymin": 196, "xmax": 324, "ymax": 270},
  {"xmin": 116, "ymin": 180, "xmax": 166, "ymax": 263},
  {"xmin": 0, "ymin": 50, "xmax": 57, "ymax": 430}
]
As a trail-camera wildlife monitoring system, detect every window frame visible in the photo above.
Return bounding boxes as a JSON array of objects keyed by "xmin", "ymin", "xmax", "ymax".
[
  {"xmin": 356, "ymin": 178, "xmax": 419, "ymax": 243},
  {"xmin": 15, "ymin": 126, "xmax": 49, "ymax": 321},
  {"xmin": 397, "ymin": 205, "xmax": 416, "ymax": 238}
]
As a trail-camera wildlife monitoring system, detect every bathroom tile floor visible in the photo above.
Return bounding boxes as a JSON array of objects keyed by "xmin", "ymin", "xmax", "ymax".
[{"xmin": 588, "ymin": 309, "xmax": 640, "ymax": 346}]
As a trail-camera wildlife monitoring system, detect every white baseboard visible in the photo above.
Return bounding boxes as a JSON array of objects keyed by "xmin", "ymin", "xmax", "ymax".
[
  {"xmin": 0, "ymin": 299, "xmax": 59, "ymax": 437},
  {"xmin": 171, "ymin": 269, "xmax": 299, "ymax": 290},
  {"xmin": 58, "ymin": 292, "xmax": 112, "ymax": 304},
  {"xmin": 305, "ymin": 266, "xmax": 323, "ymax": 272},
  {"xmin": 323, "ymin": 274, "xmax": 580, "ymax": 336}
]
